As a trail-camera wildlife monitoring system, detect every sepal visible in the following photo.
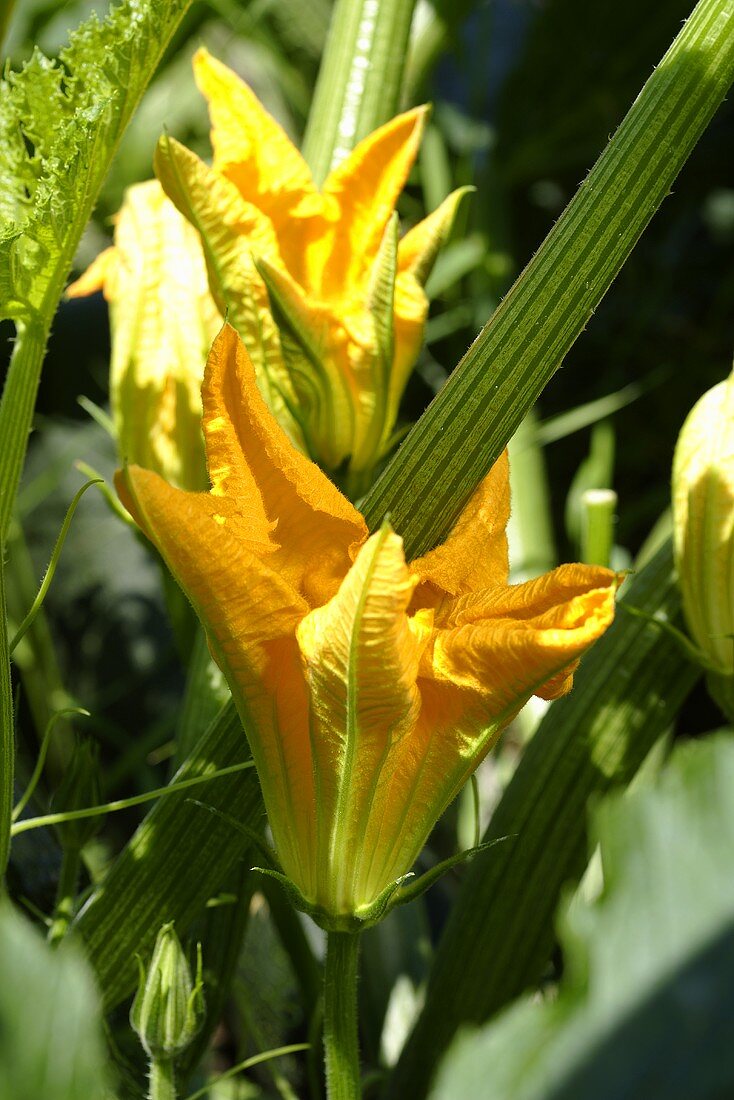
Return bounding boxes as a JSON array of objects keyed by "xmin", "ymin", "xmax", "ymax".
[
  {"xmin": 398, "ymin": 185, "xmax": 474, "ymax": 285},
  {"xmin": 251, "ymin": 866, "xmax": 415, "ymax": 933},
  {"xmin": 389, "ymin": 837, "xmax": 507, "ymax": 911}
]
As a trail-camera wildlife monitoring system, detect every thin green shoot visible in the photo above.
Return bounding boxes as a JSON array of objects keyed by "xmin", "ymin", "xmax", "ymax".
[
  {"xmin": 12, "ymin": 707, "xmax": 90, "ymax": 822},
  {"xmin": 183, "ymin": 1043, "xmax": 310, "ymax": 1100},
  {"xmin": 11, "ymin": 760, "xmax": 255, "ymax": 837},
  {"xmin": 9, "ymin": 479, "xmax": 102, "ymax": 654}
]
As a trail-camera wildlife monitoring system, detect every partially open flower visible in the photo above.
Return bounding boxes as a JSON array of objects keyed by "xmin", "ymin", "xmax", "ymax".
[
  {"xmin": 673, "ymin": 369, "xmax": 734, "ymax": 718},
  {"xmin": 118, "ymin": 325, "xmax": 618, "ymax": 928},
  {"xmin": 154, "ymin": 49, "xmax": 469, "ymax": 495},
  {"xmin": 67, "ymin": 180, "xmax": 220, "ymax": 490}
]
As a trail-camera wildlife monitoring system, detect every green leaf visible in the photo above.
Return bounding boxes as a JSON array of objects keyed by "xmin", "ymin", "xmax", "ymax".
[
  {"xmin": 362, "ymin": 0, "xmax": 734, "ymax": 558},
  {"xmin": 430, "ymin": 733, "xmax": 734, "ymax": 1100},
  {"xmin": 73, "ymin": 700, "xmax": 263, "ymax": 1009},
  {"xmin": 301, "ymin": 0, "xmax": 418, "ymax": 184},
  {"xmin": 0, "ymin": 0, "xmax": 194, "ymax": 541},
  {"xmin": 0, "ymin": 903, "xmax": 109, "ymax": 1099},
  {"xmin": 387, "ymin": 538, "xmax": 701, "ymax": 1098}
]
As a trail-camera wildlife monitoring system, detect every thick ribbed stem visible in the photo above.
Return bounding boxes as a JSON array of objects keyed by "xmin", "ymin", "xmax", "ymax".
[{"xmin": 323, "ymin": 931, "xmax": 361, "ymax": 1100}]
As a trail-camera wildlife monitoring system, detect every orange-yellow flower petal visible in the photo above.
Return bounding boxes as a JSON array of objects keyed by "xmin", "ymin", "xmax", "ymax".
[
  {"xmin": 316, "ymin": 106, "xmax": 428, "ymax": 298},
  {"xmin": 412, "ymin": 451, "xmax": 511, "ymax": 599},
  {"xmin": 200, "ymin": 324, "xmax": 367, "ymax": 605},
  {"xmin": 397, "ymin": 186, "xmax": 472, "ymax": 284},
  {"xmin": 117, "ymin": 460, "xmax": 317, "ymax": 889},
  {"xmin": 154, "ymin": 134, "xmax": 305, "ymax": 450},
  {"xmin": 66, "ymin": 246, "xmax": 116, "ymax": 298},
  {"xmin": 362, "ymin": 563, "xmax": 618, "ymax": 894}
]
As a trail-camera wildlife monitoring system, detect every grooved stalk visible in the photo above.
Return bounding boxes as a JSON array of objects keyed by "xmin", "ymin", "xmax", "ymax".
[
  {"xmin": 363, "ymin": 0, "xmax": 734, "ymax": 557},
  {"xmin": 324, "ymin": 932, "xmax": 361, "ymax": 1100},
  {"xmin": 302, "ymin": 0, "xmax": 417, "ymax": 184}
]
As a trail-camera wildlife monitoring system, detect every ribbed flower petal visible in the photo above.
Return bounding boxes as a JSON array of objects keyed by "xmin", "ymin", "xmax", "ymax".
[
  {"xmin": 193, "ymin": 47, "xmax": 315, "ymax": 227},
  {"xmin": 411, "ymin": 452, "xmax": 511, "ymax": 600},
  {"xmin": 430, "ymin": 563, "xmax": 618, "ymax": 707},
  {"xmin": 256, "ymin": 258, "xmax": 359, "ymax": 471},
  {"xmin": 295, "ymin": 526, "xmax": 425, "ymax": 913},
  {"xmin": 318, "ymin": 107, "xmax": 428, "ymax": 297},
  {"xmin": 116, "ymin": 462, "xmax": 317, "ymax": 892},
  {"xmin": 365, "ymin": 564, "xmax": 618, "ymax": 892},
  {"xmin": 200, "ymin": 325, "xmax": 367, "ymax": 606}
]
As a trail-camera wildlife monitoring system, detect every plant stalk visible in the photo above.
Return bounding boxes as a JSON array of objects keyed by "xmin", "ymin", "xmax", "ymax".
[
  {"xmin": 0, "ymin": 549, "xmax": 13, "ymax": 882},
  {"xmin": 149, "ymin": 1057, "xmax": 176, "ymax": 1100},
  {"xmin": 362, "ymin": 0, "xmax": 734, "ymax": 558},
  {"xmin": 48, "ymin": 846, "xmax": 81, "ymax": 945},
  {"xmin": 324, "ymin": 931, "xmax": 362, "ymax": 1100},
  {"xmin": 302, "ymin": 0, "xmax": 417, "ymax": 184}
]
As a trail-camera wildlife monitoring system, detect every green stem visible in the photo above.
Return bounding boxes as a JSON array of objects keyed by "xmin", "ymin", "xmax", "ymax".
[
  {"xmin": 0, "ymin": 318, "xmax": 48, "ymax": 542},
  {"xmin": 6, "ymin": 522, "xmax": 76, "ymax": 776},
  {"xmin": 580, "ymin": 488, "xmax": 617, "ymax": 568},
  {"xmin": 11, "ymin": 759, "xmax": 254, "ymax": 837},
  {"xmin": 149, "ymin": 1057, "xmax": 176, "ymax": 1100},
  {"xmin": 302, "ymin": 0, "xmax": 418, "ymax": 184},
  {"xmin": 324, "ymin": 931, "xmax": 361, "ymax": 1100},
  {"xmin": 507, "ymin": 409, "xmax": 556, "ymax": 579},
  {"xmin": 47, "ymin": 846, "xmax": 81, "ymax": 945},
  {"xmin": 0, "ymin": 548, "xmax": 13, "ymax": 882}
]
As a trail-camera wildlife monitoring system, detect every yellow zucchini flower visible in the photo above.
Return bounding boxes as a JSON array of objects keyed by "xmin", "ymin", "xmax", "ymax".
[
  {"xmin": 154, "ymin": 48, "xmax": 469, "ymax": 496},
  {"xmin": 118, "ymin": 326, "xmax": 618, "ymax": 929},
  {"xmin": 67, "ymin": 180, "xmax": 220, "ymax": 490}
]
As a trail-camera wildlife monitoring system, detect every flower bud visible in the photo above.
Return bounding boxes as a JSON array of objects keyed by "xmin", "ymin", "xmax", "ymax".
[
  {"xmin": 672, "ymin": 370, "xmax": 734, "ymax": 717},
  {"xmin": 50, "ymin": 738, "xmax": 103, "ymax": 851},
  {"xmin": 130, "ymin": 923, "xmax": 204, "ymax": 1060}
]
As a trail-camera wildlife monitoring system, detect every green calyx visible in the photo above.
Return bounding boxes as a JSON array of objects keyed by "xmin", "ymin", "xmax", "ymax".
[{"xmin": 253, "ymin": 836, "xmax": 504, "ymax": 933}]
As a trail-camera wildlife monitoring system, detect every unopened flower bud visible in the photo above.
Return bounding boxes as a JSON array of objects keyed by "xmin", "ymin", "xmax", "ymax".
[
  {"xmin": 130, "ymin": 923, "xmax": 204, "ymax": 1060},
  {"xmin": 673, "ymin": 369, "xmax": 734, "ymax": 718}
]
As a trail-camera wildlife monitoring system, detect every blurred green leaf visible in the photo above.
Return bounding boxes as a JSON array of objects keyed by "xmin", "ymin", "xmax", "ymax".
[
  {"xmin": 0, "ymin": 902, "xmax": 109, "ymax": 1099},
  {"xmin": 430, "ymin": 733, "xmax": 734, "ymax": 1100}
]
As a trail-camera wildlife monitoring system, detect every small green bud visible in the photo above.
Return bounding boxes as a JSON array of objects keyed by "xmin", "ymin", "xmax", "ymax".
[
  {"xmin": 51, "ymin": 738, "xmax": 103, "ymax": 850},
  {"xmin": 130, "ymin": 923, "xmax": 204, "ymax": 1060},
  {"xmin": 673, "ymin": 369, "xmax": 734, "ymax": 718}
]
